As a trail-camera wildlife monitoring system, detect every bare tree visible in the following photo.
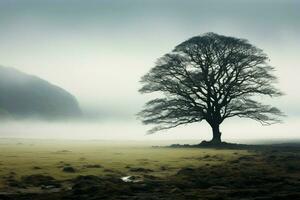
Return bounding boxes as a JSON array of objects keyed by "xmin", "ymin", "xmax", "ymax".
[{"xmin": 138, "ymin": 33, "xmax": 283, "ymax": 144}]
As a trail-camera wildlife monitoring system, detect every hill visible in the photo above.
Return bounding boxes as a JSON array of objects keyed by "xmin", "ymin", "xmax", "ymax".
[{"xmin": 0, "ymin": 66, "xmax": 81, "ymax": 119}]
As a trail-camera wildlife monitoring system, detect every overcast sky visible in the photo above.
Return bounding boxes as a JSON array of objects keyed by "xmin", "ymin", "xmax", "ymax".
[{"xmin": 0, "ymin": 0, "xmax": 299, "ymax": 141}]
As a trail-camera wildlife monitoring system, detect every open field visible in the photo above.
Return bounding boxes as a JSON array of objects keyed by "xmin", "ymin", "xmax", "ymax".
[
  {"xmin": 0, "ymin": 139, "xmax": 299, "ymax": 199},
  {"xmin": 0, "ymin": 139, "xmax": 247, "ymax": 182}
]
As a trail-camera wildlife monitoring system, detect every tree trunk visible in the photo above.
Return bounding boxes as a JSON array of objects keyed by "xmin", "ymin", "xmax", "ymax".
[{"xmin": 210, "ymin": 123, "xmax": 221, "ymax": 144}]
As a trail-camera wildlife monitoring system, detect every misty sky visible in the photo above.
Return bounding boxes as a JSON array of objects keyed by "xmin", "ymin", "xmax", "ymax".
[{"xmin": 0, "ymin": 0, "xmax": 299, "ymax": 141}]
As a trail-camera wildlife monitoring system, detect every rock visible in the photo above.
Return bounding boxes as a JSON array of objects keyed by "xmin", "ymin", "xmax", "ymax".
[{"xmin": 63, "ymin": 166, "xmax": 76, "ymax": 173}]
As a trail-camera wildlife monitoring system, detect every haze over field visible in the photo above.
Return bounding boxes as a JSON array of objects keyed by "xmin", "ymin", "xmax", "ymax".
[{"xmin": 0, "ymin": 0, "xmax": 299, "ymax": 141}]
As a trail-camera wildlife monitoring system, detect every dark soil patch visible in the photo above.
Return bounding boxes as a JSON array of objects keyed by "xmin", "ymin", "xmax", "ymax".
[
  {"xmin": 54, "ymin": 150, "xmax": 72, "ymax": 154},
  {"xmin": 83, "ymin": 164, "xmax": 102, "ymax": 168},
  {"xmin": 32, "ymin": 166, "xmax": 42, "ymax": 170},
  {"xmin": 21, "ymin": 174, "xmax": 61, "ymax": 188},
  {"xmin": 129, "ymin": 167, "xmax": 154, "ymax": 173}
]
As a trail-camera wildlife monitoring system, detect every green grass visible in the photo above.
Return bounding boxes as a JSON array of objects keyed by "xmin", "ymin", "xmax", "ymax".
[{"xmin": 0, "ymin": 139, "xmax": 249, "ymax": 185}]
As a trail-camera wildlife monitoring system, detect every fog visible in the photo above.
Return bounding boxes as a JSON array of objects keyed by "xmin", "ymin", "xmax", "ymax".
[{"xmin": 0, "ymin": 0, "xmax": 299, "ymax": 141}]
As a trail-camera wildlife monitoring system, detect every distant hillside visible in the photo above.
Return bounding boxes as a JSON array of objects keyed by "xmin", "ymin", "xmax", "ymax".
[{"xmin": 0, "ymin": 66, "xmax": 82, "ymax": 119}]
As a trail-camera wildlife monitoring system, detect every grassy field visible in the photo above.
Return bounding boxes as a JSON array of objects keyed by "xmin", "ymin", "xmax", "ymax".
[
  {"xmin": 0, "ymin": 139, "xmax": 248, "ymax": 182},
  {"xmin": 0, "ymin": 139, "xmax": 299, "ymax": 199}
]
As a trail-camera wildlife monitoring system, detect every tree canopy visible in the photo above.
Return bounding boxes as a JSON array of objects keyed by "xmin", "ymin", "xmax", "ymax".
[{"xmin": 139, "ymin": 32, "xmax": 283, "ymax": 143}]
